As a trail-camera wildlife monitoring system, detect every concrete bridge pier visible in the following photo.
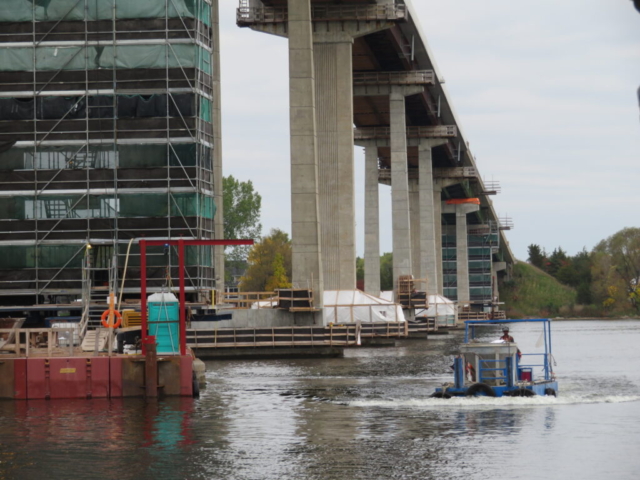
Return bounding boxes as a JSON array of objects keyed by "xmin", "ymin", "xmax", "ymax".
[
  {"xmin": 312, "ymin": 18, "xmax": 398, "ymax": 290},
  {"xmin": 409, "ymin": 178, "xmax": 420, "ymax": 285},
  {"xmin": 363, "ymin": 144, "xmax": 381, "ymax": 296},
  {"xmin": 418, "ymin": 139, "xmax": 448, "ymax": 296},
  {"xmin": 389, "ymin": 85, "xmax": 424, "ymax": 291},
  {"xmin": 287, "ymin": 0, "xmax": 324, "ymax": 305}
]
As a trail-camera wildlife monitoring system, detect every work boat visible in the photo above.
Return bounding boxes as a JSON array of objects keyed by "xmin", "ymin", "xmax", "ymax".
[{"xmin": 433, "ymin": 319, "xmax": 558, "ymax": 398}]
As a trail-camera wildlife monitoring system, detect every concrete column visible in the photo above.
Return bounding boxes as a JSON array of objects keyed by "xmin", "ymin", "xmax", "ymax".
[
  {"xmin": 288, "ymin": 0, "xmax": 323, "ymax": 305},
  {"xmin": 364, "ymin": 146, "xmax": 380, "ymax": 296},
  {"xmin": 433, "ymin": 185, "xmax": 444, "ymax": 295},
  {"xmin": 409, "ymin": 178, "xmax": 420, "ymax": 282},
  {"xmin": 211, "ymin": 1, "xmax": 224, "ymax": 296},
  {"xmin": 418, "ymin": 140, "xmax": 446, "ymax": 295},
  {"xmin": 314, "ymin": 38, "xmax": 355, "ymax": 290},
  {"xmin": 389, "ymin": 87, "xmax": 412, "ymax": 291},
  {"xmin": 455, "ymin": 203, "xmax": 479, "ymax": 304}
]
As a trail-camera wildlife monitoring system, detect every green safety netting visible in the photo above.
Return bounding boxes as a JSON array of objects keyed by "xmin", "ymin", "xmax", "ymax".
[
  {"xmin": 0, "ymin": 244, "xmax": 84, "ymax": 269},
  {"xmin": 469, "ymin": 247, "xmax": 492, "ymax": 256},
  {"xmin": 0, "ymin": 0, "xmax": 211, "ymax": 25},
  {"xmin": 0, "ymin": 243, "xmax": 212, "ymax": 269},
  {"xmin": 469, "ymin": 234, "xmax": 499, "ymax": 245},
  {"xmin": 0, "ymin": 44, "xmax": 212, "ymax": 74},
  {"xmin": 442, "ymin": 249, "xmax": 457, "ymax": 260},
  {"xmin": 0, "ymin": 143, "xmax": 208, "ymax": 170},
  {"xmin": 199, "ymin": 97, "xmax": 211, "ymax": 122},
  {"xmin": 0, "ymin": 192, "xmax": 215, "ymax": 220},
  {"xmin": 468, "ymin": 260, "xmax": 491, "ymax": 270},
  {"xmin": 469, "ymin": 287, "xmax": 492, "ymax": 296},
  {"xmin": 469, "ymin": 274, "xmax": 491, "ymax": 284}
]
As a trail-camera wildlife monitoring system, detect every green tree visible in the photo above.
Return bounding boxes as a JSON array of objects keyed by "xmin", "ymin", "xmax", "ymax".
[
  {"xmin": 223, "ymin": 175, "xmax": 262, "ymax": 265},
  {"xmin": 590, "ymin": 250, "xmax": 628, "ymax": 311},
  {"xmin": 356, "ymin": 257, "xmax": 364, "ymax": 283},
  {"xmin": 380, "ymin": 252, "xmax": 393, "ymax": 291},
  {"xmin": 546, "ymin": 247, "xmax": 568, "ymax": 276},
  {"xmin": 265, "ymin": 253, "xmax": 292, "ymax": 291},
  {"xmin": 527, "ymin": 244, "xmax": 546, "ymax": 269},
  {"xmin": 239, "ymin": 229, "xmax": 291, "ymax": 292},
  {"xmin": 593, "ymin": 227, "xmax": 640, "ymax": 311}
]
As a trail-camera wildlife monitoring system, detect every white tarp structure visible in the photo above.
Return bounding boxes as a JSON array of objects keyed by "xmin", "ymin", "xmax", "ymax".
[
  {"xmin": 250, "ymin": 290, "xmax": 406, "ymax": 326},
  {"xmin": 416, "ymin": 295, "xmax": 458, "ymax": 327},
  {"xmin": 323, "ymin": 290, "xmax": 405, "ymax": 325},
  {"xmin": 380, "ymin": 291, "xmax": 394, "ymax": 303},
  {"xmin": 251, "ymin": 298, "xmax": 277, "ymax": 309}
]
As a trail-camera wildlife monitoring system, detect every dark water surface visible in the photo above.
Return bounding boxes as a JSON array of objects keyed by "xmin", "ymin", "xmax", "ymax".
[{"xmin": 1, "ymin": 320, "xmax": 639, "ymax": 480}]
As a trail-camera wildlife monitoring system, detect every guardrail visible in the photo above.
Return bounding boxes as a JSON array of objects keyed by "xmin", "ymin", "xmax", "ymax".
[
  {"xmin": 0, "ymin": 327, "xmax": 77, "ymax": 357},
  {"xmin": 355, "ymin": 125, "xmax": 457, "ymax": 140},
  {"xmin": 237, "ymin": 4, "xmax": 407, "ymax": 26},
  {"xmin": 187, "ymin": 321, "xmax": 409, "ymax": 349},
  {"xmin": 187, "ymin": 324, "xmax": 359, "ymax": 349},
  {"xmin": 353, "ymin": 70, "xmax": 435, "ymax": 86}
]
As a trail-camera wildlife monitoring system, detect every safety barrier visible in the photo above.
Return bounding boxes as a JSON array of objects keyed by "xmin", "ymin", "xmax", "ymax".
[{"xmin": 0, "ymin": 327, "xmax": 77, "ymax": 357}]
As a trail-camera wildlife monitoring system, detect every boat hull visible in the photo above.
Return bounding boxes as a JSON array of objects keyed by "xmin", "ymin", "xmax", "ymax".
[{"xmin": 434, "ymin": 380, "xmax": 558, "ymax": 398}]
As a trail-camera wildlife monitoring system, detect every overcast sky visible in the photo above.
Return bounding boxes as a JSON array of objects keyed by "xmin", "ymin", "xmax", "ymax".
[{"xmin": 218, "ymin": 0, "xmax": 640, "ymax": 261}]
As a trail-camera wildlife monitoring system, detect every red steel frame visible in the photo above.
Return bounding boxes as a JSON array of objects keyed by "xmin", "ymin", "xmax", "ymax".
[{"xmin": 139, "ymin": 239, "xmax": 254, "ymax": 355}]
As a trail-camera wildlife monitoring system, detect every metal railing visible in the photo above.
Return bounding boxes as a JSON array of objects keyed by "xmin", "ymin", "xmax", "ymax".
[
  {"xmin": 353, "ymin": 70, "xmax": 435, "ymax": 86},
  {"xmin": 237, "ymin": 4, "xmax": 407, "ymax": 26},
  {"xmin": 187, "ymin": 324, "xmax": 360, "ymax": 349},
  {"xmin": 433, "ymin": 166, "xmax": 477, "ymax": 179},
  {"xmin": 354, "ymin": 125, "xmax": 457, "ymax": 140}
]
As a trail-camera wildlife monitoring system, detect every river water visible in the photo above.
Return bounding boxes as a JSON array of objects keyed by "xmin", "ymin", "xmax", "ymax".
[{"xmin": 1, "ymin": 320, "xmax": 639, "ymax": 480}]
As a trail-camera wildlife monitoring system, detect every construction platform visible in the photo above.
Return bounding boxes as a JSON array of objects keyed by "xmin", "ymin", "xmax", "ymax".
[{"xmin": 0, "ymin": 327, "xmax": 194, "ymax": 400}]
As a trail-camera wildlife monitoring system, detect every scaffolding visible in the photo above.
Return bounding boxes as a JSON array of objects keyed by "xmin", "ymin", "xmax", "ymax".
[
  {"xmin": 467, "ymin": 222, "xmax": 500, "ymax": 304},
  {"xmin": 440, "ymin": 218, "xmax": 500, "ymax": 304},
  {"xmin": 0, "ymin": 0, "xmax": 218, "ymax": 301}
]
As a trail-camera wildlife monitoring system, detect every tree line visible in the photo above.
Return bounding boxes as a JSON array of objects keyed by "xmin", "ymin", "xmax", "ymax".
[{"xmin": 527, "ymin": 227, "xmax": 640, "ymax": 314}]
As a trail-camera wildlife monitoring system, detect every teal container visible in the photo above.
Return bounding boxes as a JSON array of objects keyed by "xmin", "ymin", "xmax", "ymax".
[{"xmin": 148, "ymin": 293, "xmax": 179, "ymax": 354}]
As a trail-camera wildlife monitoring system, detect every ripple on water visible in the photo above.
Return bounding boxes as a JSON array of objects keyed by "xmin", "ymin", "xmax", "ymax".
[{"xmin": 347, "ymin": 394, "xmax": 640, "ymax": 409}]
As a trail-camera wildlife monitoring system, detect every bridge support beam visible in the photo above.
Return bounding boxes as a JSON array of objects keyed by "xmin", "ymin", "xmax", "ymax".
[
  {"xmin": 418, "ymin": 139, "xmax": 448, "ymax": 295},
  {"xmin": 390, "ymin": 85, "xmax": 423, "ymax": 290},
  {"xmin": 364, "ymin": 145, "xmax": 381, "ymax": 296},
  {"xmin": 212, "ymin": 1, "xmax": 225, "ymax": 296},
  {"xmin": 314, "ymin": 38, "xmax": 356, "ymax": 290},
  {"xmin": 287, "ymin": 0, "xmax": 324, "ymax": 305},
  {"xmin": 409, "ymin": 178, "xmax": 420, "ymax": 285},
  {"xmin": 313, "ymin": 17, "xmax": 400, "ymax": 290}
]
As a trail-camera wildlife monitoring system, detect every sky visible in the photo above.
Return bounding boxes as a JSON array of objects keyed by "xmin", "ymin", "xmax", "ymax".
[{"xmin": 218, "ymin": 0, "xmax": 640, "ymax": 261}]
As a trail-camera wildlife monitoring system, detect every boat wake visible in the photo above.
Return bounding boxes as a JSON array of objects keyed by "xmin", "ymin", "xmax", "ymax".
[{"xmin": 347, "ymin": 394, "xmax": 640, "ymax": 408}]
